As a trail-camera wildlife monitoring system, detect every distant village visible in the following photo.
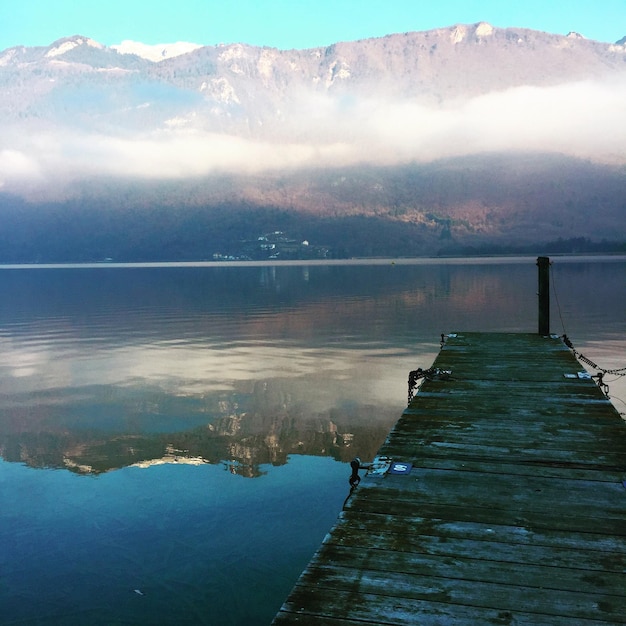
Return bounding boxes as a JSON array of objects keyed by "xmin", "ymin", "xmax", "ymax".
[{"xmin": 212, "ymin": 231, "xmax": 331, "ymax": 261}]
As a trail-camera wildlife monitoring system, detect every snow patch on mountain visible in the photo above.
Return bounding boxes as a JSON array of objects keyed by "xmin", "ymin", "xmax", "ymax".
[
  {"xmin": 258, "ymin": 49, "xmax": 278, "ymax": 80},
  {"xmin": 200, "ymin": 77, "xmax": 240, "ymax": 104},
  {"xmin": 112, "ymin": 40, "xmax": 202, "ymax": 62},
  {"xmin": 475, "ymin": 22, "xmax": 494, "ymax": 37},
  {"xmin": 450, "ymin": 25, "xmax": 468, "ymax": 43},
  {"xmin": 218, "ymin": 44, "xmax": 247, "ymax": 61},
  {"xmin": 0, "ymin": 48, "xmax": 17, "ymax": 66},
  {"xmin": 46, "ymin": 37, "xmax": 103, "ymax": 58},
  {"xmin": 326, "ymin": 60, "xmax": 351, "ymax": 86}
]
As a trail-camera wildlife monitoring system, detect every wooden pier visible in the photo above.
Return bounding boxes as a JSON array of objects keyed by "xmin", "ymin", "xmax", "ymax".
[{"xmin": 273, "ymin": 332, "xmax": 626, "ymax": 625}]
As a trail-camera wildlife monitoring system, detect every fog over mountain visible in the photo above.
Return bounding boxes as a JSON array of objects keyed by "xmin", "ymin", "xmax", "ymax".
[{"xmin": 1, "ymin": 23, "xmax": 625, "ymax": 260}]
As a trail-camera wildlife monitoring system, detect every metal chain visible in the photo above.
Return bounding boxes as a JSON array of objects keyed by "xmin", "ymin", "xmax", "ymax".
[{"xmin": 562, "ymin": 334, "xmax": 626, "ymax": 376}]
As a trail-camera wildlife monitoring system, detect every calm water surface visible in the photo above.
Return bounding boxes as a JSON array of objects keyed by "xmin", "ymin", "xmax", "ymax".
[{"xmin": 0, "ymin": 257, "xmax": 624, "ymax": 625}]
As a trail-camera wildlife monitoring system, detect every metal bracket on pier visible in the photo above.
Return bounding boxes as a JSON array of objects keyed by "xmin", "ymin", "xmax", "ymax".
[
  {"xmin": 366, "ymin": 456, "xmax": 392, "ymax": 476},
  {"xmin": 408, "ymin": 367, "xmax": 453, "ymax": 403},
  {"xmin": 344, "ymin": 456, "xmax": 395, "ymax": 508}
]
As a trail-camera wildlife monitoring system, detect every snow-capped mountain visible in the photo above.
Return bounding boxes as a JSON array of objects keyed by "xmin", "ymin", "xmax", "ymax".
[
  {"xmin": 0, "ymin": 25, "xmax": 625, "ymax": 261},
  {"xmin": 2, "ymin": 24, "xmax": 625, "ymax": 143}
]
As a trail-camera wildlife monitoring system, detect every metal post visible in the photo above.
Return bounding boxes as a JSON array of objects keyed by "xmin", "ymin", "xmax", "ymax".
[{"xmin": 537, "ymin": 256, "xmax": 550, "ymax": 335}]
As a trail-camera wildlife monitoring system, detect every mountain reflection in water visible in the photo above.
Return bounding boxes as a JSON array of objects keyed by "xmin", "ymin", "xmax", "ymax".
[
  {"xmin": 1, "ymin": 376, "xmax": 398, "ymax": 477},
  {"xmin": 0, "ymin": 259, "xmax": 624, "ymax": 478}
]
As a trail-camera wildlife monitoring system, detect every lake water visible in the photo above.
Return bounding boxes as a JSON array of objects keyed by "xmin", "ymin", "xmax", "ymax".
[{"xmin": 0, "ymin": 257, "xmax": 624, "ymax": 625}]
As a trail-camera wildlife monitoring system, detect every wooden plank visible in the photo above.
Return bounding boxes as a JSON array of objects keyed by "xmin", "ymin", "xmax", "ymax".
[
  {"xmin": 376, "ymin": 441, "xmax": 626, "ymax": 473},
  {"xmin": 347, "ymin": 471, "xmax": 626, "ymax": 535},
  {"xmin": 345, "ymin": 498, "xmax": 626, "ymax": 537},
  {"xmin": 329, "ymin": 512, "xmax": 626, "ymax": 568},
  {"xmin": 305, "ymin": 544, "xmax": 626, "ymax": 596},
  {"xmin": 401, "ymin": 457, "xmax": 625, "ymax": 482},
  {"xmin": 292, "ymin": 564, "xmax": 626, "ymax": 622},
  {"xmin": 273, "ymin": 333, "xmax": 626, "ymax": 625},
  {"xmin": 348, "ymin": 470, "xmax": 625, "ymax": 519},
  {"xmin": 275, "ymin": 587, "xmax": 624, "ymax": 626},
  {"xmin": 276, "ymin": 580, "xmax": 625, "ymax": 625},
  {"xmin": 380, "ymin": 427, "xmax": 625, "ymax": 455},
  {"xmin": 333, "ymin": 510, "xmax": 626, "ymax": 554}
]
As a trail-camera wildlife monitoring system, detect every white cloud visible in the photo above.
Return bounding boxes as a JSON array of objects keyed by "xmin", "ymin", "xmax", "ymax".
[
  {"xmin": 1, "ymin": 75, "xmax": 624, "ymax": 199},
  {"xmin": 326, "ymin": 76, "xmax": 626, "ymax": 163},
  {"xmin": 453, "ymin": 79, "xmax": 626, "ymax": 160},
  {"xmin": 54, "ymin": 130, "xmax": 353, "ymax": 178},
  {"xmin": 0, "ymin": 149, "xmax": 43, "ymax": 186}
]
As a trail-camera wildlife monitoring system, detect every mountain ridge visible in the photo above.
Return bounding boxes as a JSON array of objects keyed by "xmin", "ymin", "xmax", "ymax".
[
  {"xmin": 1, "ymin": 24, "xmax": 625, "ymax": 261},
  {"xmin": 3, "ymin": 21, "xmax": 625, "ymax": 59}
]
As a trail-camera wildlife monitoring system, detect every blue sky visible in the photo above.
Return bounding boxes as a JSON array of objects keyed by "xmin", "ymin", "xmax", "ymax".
[{"xmin": 2, "ymin": 0, "xmax": 625, "ymax": 51}]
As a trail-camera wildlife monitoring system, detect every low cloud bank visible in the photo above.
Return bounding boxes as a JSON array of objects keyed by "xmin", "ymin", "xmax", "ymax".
[{"xmin": 1, "ymin": 75, "xmax": 625, "ymax": 200}]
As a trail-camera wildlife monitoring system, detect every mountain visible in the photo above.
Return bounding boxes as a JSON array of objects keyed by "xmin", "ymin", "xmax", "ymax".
[{"xmin": 0, "ymin": 24, "xmax": 625, "ymax": 261}]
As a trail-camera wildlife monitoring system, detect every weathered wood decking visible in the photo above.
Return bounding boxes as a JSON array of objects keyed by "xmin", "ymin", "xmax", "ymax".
[{"xmin": 273, "ymin": 332, "xmax": 626, "ymax": 625}]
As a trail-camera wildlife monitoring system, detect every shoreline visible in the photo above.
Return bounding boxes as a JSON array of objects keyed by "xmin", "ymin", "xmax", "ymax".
[{"xmin": 1, "ymin": 254, "xmax": 625, "ymax": 270}]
